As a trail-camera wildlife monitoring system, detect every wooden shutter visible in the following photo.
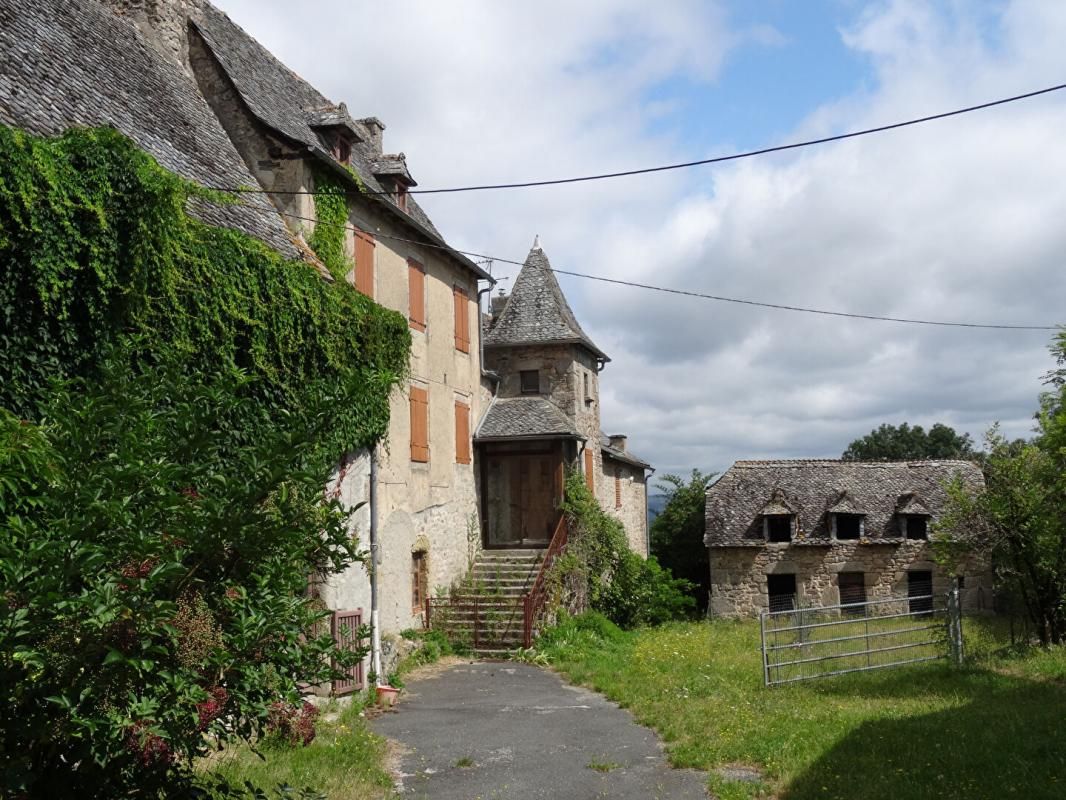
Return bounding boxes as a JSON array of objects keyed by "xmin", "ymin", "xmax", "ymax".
[
  {"xmin": 453, "ymin": 285, "xmax": 469, "ymax": 352},
  {"xmin": 584, "ymin": 448, "xmax": 594, "ymax": 492},
  {"xmin": 408, "ymin": 259, "xmax": 426, "ymax": 331},
  {"xmin": 409, "ymin": 386, "xmax": 429, "ymax": 462},
  {"xmin": 354, "ymin": 232, "xmax": 375, "ymax": 297},
  {"xmin": 614, "ymin": 467, "xmax": 622, "ymax": 508},
  {"xmin": 455, "ymin": 401, "xmax": 471, "ymax": 465}
]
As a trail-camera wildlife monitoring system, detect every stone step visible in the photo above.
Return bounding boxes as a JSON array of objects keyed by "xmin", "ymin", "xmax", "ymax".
[{"xmin": 478, "ymin": 549, "xmax": 545, "ymax": 559}]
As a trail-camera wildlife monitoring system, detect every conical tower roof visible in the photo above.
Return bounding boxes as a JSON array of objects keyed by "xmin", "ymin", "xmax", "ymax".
[{"xmin": 484, "ymin": 239, "xmax": 608, "ymax": 360}]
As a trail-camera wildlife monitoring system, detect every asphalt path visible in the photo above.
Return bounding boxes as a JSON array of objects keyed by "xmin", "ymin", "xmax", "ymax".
[{"xmin": 372, "ymin": 661, "xmax": 709, "ymax": 799}]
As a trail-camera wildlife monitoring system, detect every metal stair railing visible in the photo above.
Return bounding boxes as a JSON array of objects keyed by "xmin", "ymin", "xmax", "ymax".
[{"xmin": 522, "ymin": 514, "xmax": 569, "ymax": 648}]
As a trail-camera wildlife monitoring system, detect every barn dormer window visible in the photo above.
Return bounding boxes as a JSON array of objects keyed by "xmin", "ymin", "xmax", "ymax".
[
  {"xmin": 760, "ymin": 488, "xmax": 796, "ymax": 543},
  {"xmin": 765, "ymin": 514, "xmax": 794, "ymax": 543},
  {"xmin": 904, "ymin": 516, "xmax": 929, "ymax": 540},
  {"xmin": 832, "ymin": 513, "xmax": 864, "ymax": 540},
  {"xmin": 896, "ymin": 492, "xmax": 932, "ymax": 540}
]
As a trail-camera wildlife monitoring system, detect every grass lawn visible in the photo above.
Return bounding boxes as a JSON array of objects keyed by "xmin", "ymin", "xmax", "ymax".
[
  {"xmin": 536, "ymin": 614, "xmax": 1066, "ymax": 800},
  {"xmin": 205, "ymin": 697, "xmax": 395, "ymax": 799}
]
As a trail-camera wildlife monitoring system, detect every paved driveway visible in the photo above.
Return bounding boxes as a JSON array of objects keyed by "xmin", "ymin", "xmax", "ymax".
[{"xmin": 372, "ymin": 661, "xmax": 709, "ymax": 799}]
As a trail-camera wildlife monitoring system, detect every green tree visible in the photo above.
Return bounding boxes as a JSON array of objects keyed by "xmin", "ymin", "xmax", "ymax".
[
  {"xmin": 936, "ymin": 331, "xmax": 1066, "ymax": 646},
  {"xmin": 842, "ymin": 422, "xmax": 977, "ymax": 461},
  {"xmin": 649, "ymin": 470, "xmax": 716, "ymax": 612}
]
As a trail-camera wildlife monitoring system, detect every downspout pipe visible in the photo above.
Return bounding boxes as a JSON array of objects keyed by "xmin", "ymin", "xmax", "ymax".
[
  {"xmin": 369, "ymin": 443, "xmax": 382, "ymax": 685},
  {"xmin": 477, "ymin": 280, "xmax": 499, "ymax": 384}
]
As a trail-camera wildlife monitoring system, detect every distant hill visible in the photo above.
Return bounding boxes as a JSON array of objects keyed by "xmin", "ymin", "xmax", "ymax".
[{"xmin": 648, "ymin": 493, "xmax": 668, "ymax": 522}]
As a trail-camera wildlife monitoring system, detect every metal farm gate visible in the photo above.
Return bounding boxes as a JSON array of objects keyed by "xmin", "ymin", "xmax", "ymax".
[{"xmin": 760, "ymin": 584, "xmax": 963, "ymax": 686}]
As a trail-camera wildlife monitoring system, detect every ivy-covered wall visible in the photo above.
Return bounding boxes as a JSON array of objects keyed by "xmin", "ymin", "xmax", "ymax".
[{"xmin": 0, "ymin": 125, "xmax": 410, "ymax": 458}]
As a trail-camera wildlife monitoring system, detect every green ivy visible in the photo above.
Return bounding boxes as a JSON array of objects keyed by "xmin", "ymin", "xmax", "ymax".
[
  {"xmin": 0, "ymin": 125, "xmax": 410, "ymax": 462},
  {"xmin": 307, "ymin": 169, "xmax": 351, "ymax": 283},
  {"xmin": 547, "ymin": 473, "xmax": 695, "ymax": 628}
]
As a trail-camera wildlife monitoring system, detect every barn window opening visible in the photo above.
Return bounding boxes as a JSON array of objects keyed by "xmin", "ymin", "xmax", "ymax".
[
  {"xmin": 838, "ymin": 571, "xmax": 866, "ymax": 615},
  {"xmin": 905, "ymin": 516, "xmax": 929, "ymax": 540},
  {"xmin": 765, "ymin": 514, "xmax": 793, "ymax": 543},
  {"xmin": 767, "ymin": 573, "xmax": 797, "ymax": 612},
  {"xmin": 834, "ymin": 513, "xmax": 863, "ymax": 540},
  {"xmin": 908, "ymin": 570, "xmax": 933, "ymax": 614}
]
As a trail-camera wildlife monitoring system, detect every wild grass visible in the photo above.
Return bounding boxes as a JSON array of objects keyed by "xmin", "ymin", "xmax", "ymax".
[
  {"xmin": 537, "ymin": 613, "xmax": 1066, "ymax": 800},
  {"xmin": 207, "ymin": 698, "xmax": 395, "ymax": 799}
]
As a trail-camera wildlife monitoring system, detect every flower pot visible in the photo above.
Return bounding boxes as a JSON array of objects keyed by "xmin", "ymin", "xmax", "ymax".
[{"xmin": 376, "ymin": 685, "xmax": 399, "ymax": 708}]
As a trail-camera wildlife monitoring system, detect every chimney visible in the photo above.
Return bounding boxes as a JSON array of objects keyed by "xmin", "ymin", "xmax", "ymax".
[
  {"xmin": 608, "ymin": 435, "xmax": 627, "ymax": 452},
  {"xmin": 104, "ymin": 0, "xmax": 200, "ymax": 69},
  {"xmin": 358, "ymin": 117, "xmax": 386, "ymax": 154}
]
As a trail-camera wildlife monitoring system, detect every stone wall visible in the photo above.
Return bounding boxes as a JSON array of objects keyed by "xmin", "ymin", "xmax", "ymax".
[
  {"xmin": 709, "ymin": 542, "xmax": 993, "ymax": 617},
  {"xmin": 598, "ymin": 457, "xmax": 649, "ymax": 556}
]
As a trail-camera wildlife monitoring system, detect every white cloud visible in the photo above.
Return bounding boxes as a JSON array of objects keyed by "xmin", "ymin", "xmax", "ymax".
[{"xmin": 214, "ymin": 0, "xmax": 1062, "ymax": 476}]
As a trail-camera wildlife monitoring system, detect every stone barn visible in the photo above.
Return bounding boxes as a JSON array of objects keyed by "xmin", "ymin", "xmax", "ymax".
[{"xmin": 703, "ymin": 459, "xmax": 993, "ymax": 617}]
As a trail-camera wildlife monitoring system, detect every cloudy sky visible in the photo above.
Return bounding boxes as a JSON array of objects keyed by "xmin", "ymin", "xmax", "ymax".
[{"xmin": 215, "ymin": 0, "xmax": 1064, "ymax": 477}]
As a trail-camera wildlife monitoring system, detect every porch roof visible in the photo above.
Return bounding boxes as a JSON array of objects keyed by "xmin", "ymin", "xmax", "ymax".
[{"xmin": 474, "ymin": 397, "xmax": 582, "ymax": 442}]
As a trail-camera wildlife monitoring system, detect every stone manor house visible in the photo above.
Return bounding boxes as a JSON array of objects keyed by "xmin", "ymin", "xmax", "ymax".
[
  {"xmin": 704, "ymin": 459, "xmax": 992, "ymax": 617},
  {"xmin": 3, "ymin": 0, "xmax": 652, "ymax": 681}
]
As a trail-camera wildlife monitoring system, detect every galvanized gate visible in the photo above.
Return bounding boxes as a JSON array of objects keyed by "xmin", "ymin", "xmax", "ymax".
[{"xmin": 760, "ymin": 585, "xmax": 963, "ymax": 686}]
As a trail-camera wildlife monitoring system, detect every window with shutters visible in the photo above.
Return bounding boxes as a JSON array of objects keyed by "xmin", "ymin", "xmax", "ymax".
[
  {"xmin": 455, "ymin": 401, "xmax": 471, "ymax": 465},
  {"xmin": 453, "ymin": 285, "xmax": 470, "ymax": 353},
  {"xmin": 408, "ymin": 259, "xmax": 426, "ymax": 332},
  {"xmin": 354, "ymin": 232, "xmax": 375, "ymax": 297},
  {"xmin": 409, "ymin": 386, "xmax": 429, "ymax": 463},
  {"xmin": 584, "ymin": 448, "xmax": 594, "ymax": 492}
]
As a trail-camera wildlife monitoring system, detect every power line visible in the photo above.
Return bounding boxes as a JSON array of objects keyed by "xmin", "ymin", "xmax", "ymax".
[
  {"xmin": 267, "ymin": 207, "xmax": 1057, "ymax": 331},
  {"xmin": 215, "ymin": 81, "xmax": 1066, "ymax": 198}
]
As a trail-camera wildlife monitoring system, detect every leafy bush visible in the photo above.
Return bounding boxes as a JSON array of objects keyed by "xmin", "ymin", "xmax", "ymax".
[
  {"xmin": 553, "ymin": 473, "xmax": 695, "ymax": 628},
  {"xmin": 0, "ymin": 359, "xmax": 368, "ymax": 797}
]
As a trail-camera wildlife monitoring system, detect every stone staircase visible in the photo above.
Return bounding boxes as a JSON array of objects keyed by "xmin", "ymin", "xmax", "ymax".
[{"xmin": 436, "ymin": 549, "xmax": 543, "ymax": 657}]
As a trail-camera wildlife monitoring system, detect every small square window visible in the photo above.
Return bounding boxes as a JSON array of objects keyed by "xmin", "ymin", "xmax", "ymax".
[
  {"xmin": 835, "ymin": 513, "xmax": 862, "ymax": 540},
  {"xmin": 520, "ymin": 370, "xmax": 539, "ymax": 395},
  {"xmin": 766, "ymin": 514, "xmax": 792, "ymax": 543},
  {"xmin": 905, "ymin": 516, "xmax": 928, "ymax": 540}
]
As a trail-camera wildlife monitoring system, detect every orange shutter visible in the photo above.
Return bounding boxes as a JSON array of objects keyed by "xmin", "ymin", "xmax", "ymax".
[
  {"xmin": 455, "ymin": 401, "xmax": 471, "ymax": 465},
  {"xmin": 615, "ymin": 468, "xmax": 622, "ymax": 508},
  {"xmin": 408, "ymin": 259, "xmax": 426, "ymax": 331},
  {"xmin": 584, "ymin": 448, "xmax": 594, "ymax": 492},
  {"xmin": 354, "ymin": 232, "xmax": 375, "ymax": 297},
  {"xmin": 409, "ymin": 386, "xmax": 429, "ymax": 462},
  {"xmin": 453, "ymin": 285, "xmax": 469, "ymax": 352}
]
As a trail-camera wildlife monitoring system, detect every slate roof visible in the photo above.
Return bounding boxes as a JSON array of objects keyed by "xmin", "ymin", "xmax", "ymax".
[
  {"xmin": 189, "ymin": 4, "xmax": 489, "ymax": 280},
  {"xmin": 705, "ymin": 460, "xmax": 983, "ymax": 547},
  {"xmin": 483, "ymin": 243, "xmax": 607, "ymax": 359},
  {"xmin": 474, "ymin": 397, "xmax": 582, "ymax": 441},
  {"xmin": 0, "ymin": 0, "xmax": 300, "ymax": 260},
  {"xmin": 599, "ymin": 432, "xmax": 651, "ymax": 470}
]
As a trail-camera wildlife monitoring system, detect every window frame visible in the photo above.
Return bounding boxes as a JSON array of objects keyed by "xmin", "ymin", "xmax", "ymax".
[
  {"xmin": 409, "ymin": 385, "xmax": 429, "ymax": 463},
  {"xmin": 833, "ymin": 513, "xmax": 864, "ymax": 541},
  {"xmin": 519, "ymin": 370, "xmax": 540, "ymax": 395},
  {"xmin": 764, "ymin": 514, "xmax": 793, "ymax": 543},
  {"xmin": 407, "ymin": 258, "xmax": 426, "ymax": 332}
]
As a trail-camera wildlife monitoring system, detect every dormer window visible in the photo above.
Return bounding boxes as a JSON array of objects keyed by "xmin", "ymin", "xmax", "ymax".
[
  {"xmin": 765, "ymin": 514, "xmax": 794, "ymax": 543},
  {"xmin": 395, "ymin": 184, "xmax": 408, "ymax": 212},
  {"xmin": 905, "ymin": 516, "xmax": 929, "ymax": 540},
  {"xmin": 896, "ymin": 492, "xmax": 931, "ymax": 540},
  {"xmin": 833, "ymin": 513, "xmax": 864, "ymax": 540},
  {"xmin": 333, "ymin": 136, "xmax": 352, "ymax": 165}
]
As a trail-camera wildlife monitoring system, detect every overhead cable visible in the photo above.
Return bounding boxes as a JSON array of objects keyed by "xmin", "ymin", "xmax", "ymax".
[
  {"xmin": 268, "ymin": 208, "xmax": 1057, "ymax": 331},
  {"xmin": 212, "ymin": 81, "xmax": 1066, "ymax": 197}
]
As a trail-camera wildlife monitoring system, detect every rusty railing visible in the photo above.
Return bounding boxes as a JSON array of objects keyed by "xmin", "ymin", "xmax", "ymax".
[{"xmin": 522, "ymin": 514, "xmax": 569, "ymax": 648}]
